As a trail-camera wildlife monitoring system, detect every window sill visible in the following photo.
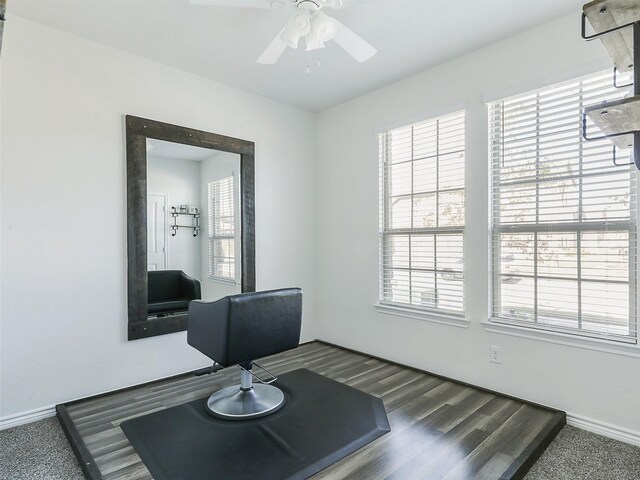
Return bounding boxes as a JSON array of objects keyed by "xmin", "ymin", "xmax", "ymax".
[
  {"xmin": 206, "ymin": 276, "xmax": 239, "ymax": 286},
  {"xmin": 374, "ymin": 303, "xmax": 468, "ymax": 328},
  {"xmin": 482, "ymin": 319, "xmax": 640, "ymax": 358}
]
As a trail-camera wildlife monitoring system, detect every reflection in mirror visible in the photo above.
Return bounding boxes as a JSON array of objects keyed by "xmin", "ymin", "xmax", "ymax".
[{"xmin": 146, "ymin": 139, "xmax": 242, "ymax": 319}]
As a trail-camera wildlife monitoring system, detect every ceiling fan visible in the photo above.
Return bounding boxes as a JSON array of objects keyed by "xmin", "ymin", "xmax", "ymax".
[{"xmin": 189, "ymin": 0, "xmax": 377, "ymax": 65}]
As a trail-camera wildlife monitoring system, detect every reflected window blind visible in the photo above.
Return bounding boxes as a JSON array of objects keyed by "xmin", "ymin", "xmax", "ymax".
[
  {"xmin": 379, "ymin": 111, "xmax": 465, "ymax": 314},
  {"xmin": 489, "ymin": 69, "xmax": 637, "ymax": 343},
  {"xmin": 208, "ymin": 176, "xmax": 236, "ymax": 281}
]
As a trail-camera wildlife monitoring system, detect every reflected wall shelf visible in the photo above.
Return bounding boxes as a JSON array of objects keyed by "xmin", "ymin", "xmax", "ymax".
[
  {"xmin": 582, "ymin": 0, "xmax": 640, "ymax": 168},
  {"xmin": 170, "ymin": 207, "xmax": 200, "ymax": 237}
]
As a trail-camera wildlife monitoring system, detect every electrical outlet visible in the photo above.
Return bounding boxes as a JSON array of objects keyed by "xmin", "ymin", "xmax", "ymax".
[{"xmin": 490, "ymin": 345, "xmax": 502, "ymax": 364}]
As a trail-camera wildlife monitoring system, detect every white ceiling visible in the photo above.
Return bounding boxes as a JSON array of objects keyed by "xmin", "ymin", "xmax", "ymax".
[{"xmin": 9, "ymin": 0, "xmax": 584, "ymax": 111}]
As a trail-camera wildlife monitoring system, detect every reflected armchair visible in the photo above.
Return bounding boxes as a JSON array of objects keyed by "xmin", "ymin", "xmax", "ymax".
[{"xmin": 148, "ymin": 270, "xmax": 201, "ymax": 316}]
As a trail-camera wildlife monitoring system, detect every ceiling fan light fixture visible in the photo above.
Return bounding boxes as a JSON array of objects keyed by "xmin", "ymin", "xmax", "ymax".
[
  {"xmin": 305, "ymin": 36, "xmax": 324, "ymax": 51},
  {"xmin": 279, "ymin": 13, "xmax": 311, "ymax": 48},
  {"xmin": 316, "ymin": 12, "xmax": 337, "ymax": 41},
  {"xmin": 306, "ymin": 12, "xmax": 336, "ymax": 51}
]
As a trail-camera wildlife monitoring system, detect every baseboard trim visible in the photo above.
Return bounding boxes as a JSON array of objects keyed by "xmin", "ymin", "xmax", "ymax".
[
  {"xmin": 0, "ymin": 405, "xmax": 56, "ymax": 430},
  {"xmin": 0, "ymin": 340, "xmax": 318, "ymax": 433},
  {"xmin": 566, "ymin": 413, "xmax": 640, "ymax": 446}
]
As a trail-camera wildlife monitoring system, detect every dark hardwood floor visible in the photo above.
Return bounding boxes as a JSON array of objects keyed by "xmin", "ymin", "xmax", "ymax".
[{"xmin": 58, "ymin": 342, "xmax": 565, "ymax": 480}]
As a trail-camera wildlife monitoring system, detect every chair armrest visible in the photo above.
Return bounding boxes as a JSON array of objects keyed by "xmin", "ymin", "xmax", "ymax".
[{"xmin": 179, "ymin": 271, "xmax": 202, "ymax": 300}]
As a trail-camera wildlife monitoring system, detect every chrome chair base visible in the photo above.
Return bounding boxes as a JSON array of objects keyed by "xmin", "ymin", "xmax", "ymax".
[{"xmin": 206, "ymin": 383, "xmax": 286, "ymax": 420}]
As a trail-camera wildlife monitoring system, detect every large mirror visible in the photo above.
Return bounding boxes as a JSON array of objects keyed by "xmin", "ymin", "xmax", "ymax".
[{"xmin": 126, "ymin": 116, "xmax": 255, "ymax": 340}]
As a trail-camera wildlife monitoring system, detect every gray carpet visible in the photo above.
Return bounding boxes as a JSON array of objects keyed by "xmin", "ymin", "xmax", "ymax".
[
  {"xmin": 0, "ymin": 417, "xmax": 83, "ymax": 480},
  {"xmin": 524, "ymin": 425, "xmax": 640, "ymax": 480},
  {"xmin": 0, "ymin": 418, "xmax": 638, "ymax": 479}
]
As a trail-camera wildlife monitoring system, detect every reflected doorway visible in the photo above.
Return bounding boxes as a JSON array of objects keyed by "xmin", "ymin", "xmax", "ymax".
[{"xmin": 147, "ymin": 194, "xmax": 167, "ymax": 271}]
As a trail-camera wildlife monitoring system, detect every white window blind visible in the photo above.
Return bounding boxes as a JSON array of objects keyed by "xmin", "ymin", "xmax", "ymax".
[
  {"xmin": 379, "ymin": 111, "xmax": 465, "ymax": 314},
  {"xmin": 489, "ymin": 70, "xmax": 637, "ymax": 343},
  {"xmin": 208, "ymin": 176, "xmax": 236, "ymax": 281}
]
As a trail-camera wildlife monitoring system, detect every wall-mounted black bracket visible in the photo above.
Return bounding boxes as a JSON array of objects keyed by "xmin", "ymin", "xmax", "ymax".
[
  {"xmin": 613, "ymin": 66, "xmax": 634, "ymax": 89},
  {"xmin": 581, "ymin": 112, "xmax": 635, "ymax": 166},
  {"xmin": 613, "ymin": 145, "xmax": 635, "ymax": 167},
  {"xmin": 581, "ymin": 11, "xmax": 638, "ymax": 41},
  {"xmin": 581, "ymin": 110, "xmax": 637, "ymax": 144}
]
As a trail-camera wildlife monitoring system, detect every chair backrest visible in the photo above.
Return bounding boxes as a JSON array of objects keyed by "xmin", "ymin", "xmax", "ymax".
[
  {"xmin": 187, "ymin": 288, "xmax": 303, "ymax": 367},
  {"xmin": 148, "ymin": 270, "xmax": 182, "ymax": 302},
  {"xmin": 148, "ymin": 270, "xmax": 202, "ymax": 301}
]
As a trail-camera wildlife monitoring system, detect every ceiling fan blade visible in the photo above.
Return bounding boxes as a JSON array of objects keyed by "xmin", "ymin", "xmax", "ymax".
[
  {"xmin": 257, "ymin": 30, "xmax": 289, "ymax": 64},
  {"xmin": 331, "ymin": 18, "xmax": 376, "ymax": 62},
  {"xmin": 188, "ymin": 0, "xmax": 287, "ymax": 8}
]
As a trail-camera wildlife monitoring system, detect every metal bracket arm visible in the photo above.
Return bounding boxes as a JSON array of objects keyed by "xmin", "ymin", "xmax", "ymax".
[
  {"xmin": 613, "ymin": 66, "xmax": 634, "ymax": 88},
  {"xmin": 238, "ymin": 362, "xmax": 278, "ymax": 385},
  {"xmin": 581, "ymin": 110, "xmax": 638, "ymax": 142},
  {"xmin": 581, "ymin": 12, "xmax": 638, "ymax": 41}
]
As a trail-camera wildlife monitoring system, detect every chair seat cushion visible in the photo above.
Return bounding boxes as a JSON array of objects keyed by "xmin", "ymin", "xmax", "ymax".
[{"xmin": 148, "ymin": 300, "xmax": 190, "ymax": 315}]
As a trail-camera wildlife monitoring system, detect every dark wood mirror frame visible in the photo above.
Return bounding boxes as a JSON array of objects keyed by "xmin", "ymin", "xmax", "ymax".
[{"xmin": 126, "ymin": 115, "xmax": 255, "ymax": 340}]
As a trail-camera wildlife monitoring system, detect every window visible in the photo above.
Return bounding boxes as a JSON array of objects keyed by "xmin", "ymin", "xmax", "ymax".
[
  {"xmin": 489, "ymin": 70, "xmax": 637, "ymax": 343},
  {"xmin": 379, "ymin": 111, "xmax": 465, "ymax": 314},
  {"xmin": 208, "ymin": 175, "xmax": 236, "ymax": 281}
]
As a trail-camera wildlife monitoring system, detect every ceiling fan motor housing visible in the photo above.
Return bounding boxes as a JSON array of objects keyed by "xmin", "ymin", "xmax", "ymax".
[
  {"xmin": 296, "ymin": 0, "xmax": 343, "ymax": 9},
  {"xmin": 281, "ymin": 0, "xmax": 340, "ymax": 50}
]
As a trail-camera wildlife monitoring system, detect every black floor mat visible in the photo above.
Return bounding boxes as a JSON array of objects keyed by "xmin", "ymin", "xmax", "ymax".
[{"xmin": 121, "ymin": 368, "xmax": 390, "ymax": 480}]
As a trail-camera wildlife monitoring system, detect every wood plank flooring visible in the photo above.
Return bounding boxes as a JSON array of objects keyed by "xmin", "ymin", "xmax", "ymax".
[{"xmin": 58, "ymin": 341, "xmax": 565, "ymax": 480}]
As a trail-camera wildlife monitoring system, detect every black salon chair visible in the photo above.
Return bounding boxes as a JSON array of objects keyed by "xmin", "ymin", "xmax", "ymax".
[
  {"xmin": 148, "ymin": 270, "xmax": 201, "ymax": 316},
  {"xmin": 188, "ymin": 288, "xmax": 303, "ymax": 420}
]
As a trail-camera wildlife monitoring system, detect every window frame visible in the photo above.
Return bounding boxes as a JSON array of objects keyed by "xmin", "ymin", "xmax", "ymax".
[
  {"xmin": 207, "ymin": 175, "xmax": 238, "ymax": 284},
  {"xmin": 378, "ymin": 110, "xmax": 466, "ymax": 318},
  {"xmin": 488, "ymin": 70, "xmax": 638, "ymax": 344}
]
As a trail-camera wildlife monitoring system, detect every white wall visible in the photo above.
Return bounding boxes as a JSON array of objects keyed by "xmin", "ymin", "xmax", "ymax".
[
  {"xmin": 148, "ymin": 155, "xmax": 201, "ymax": 279},
  {"xmin": 0, "ymin": 16, "xmax": 317, "ymax": 419},
  {"xmin": 315, "ymin": 12, "xmax": 640, "ymax": 440}
]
